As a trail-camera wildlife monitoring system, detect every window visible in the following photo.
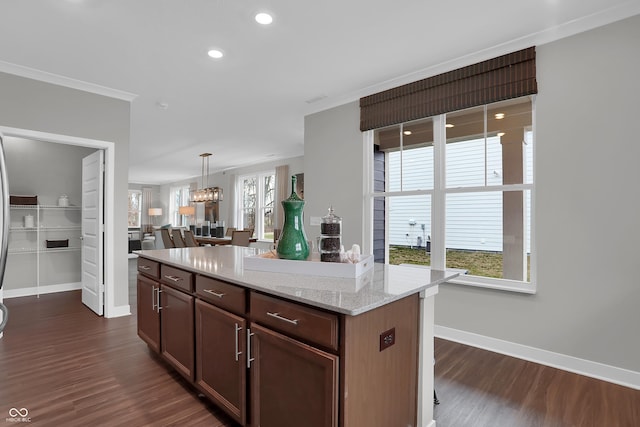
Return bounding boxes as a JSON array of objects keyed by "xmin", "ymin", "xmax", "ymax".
[
  {"xmin": 127, "ymin": 190, "xmax": 142, "ymax": 227},
  {"xmin": 237, "ymin": 171, "xmax": 275, "ymax": 240},
  {"xmin": 370, "ymin": 96, "xmax": 535, "ymax": 292},
  {"xmin": 170, "ymin": 185, "xmax": 191, "ymax": 227}
]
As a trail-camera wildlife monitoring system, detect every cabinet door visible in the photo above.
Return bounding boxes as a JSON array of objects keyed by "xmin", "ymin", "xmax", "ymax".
[
  {"xmin": 195, "ymin": 300, "xmax": 247, "ymax": 425},
  {"xmin": 249, "ymin": 323, "xmax": 338, "ymax": 427},
  {"xmin": 137, "ymin": 275, "xmax": 160, "ymax": 353},
  {"xmin": 160, "ymin": 284, "xmax": 195, "ymax": 381}
]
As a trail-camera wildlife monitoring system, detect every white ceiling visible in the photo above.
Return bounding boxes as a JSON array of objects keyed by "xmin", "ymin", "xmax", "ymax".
[{"xmin": 1, "ymin": 0, "xmax": 638, "ymax": 185}]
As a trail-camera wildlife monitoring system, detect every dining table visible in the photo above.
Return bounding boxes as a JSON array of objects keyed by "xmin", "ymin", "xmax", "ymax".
[{"xmin": 194, "ymin": 236, "xmax": 257, "ymax": 246}]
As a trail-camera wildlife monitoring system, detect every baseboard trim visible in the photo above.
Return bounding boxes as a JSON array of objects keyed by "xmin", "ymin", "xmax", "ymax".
[
  {"xmin": 106, "ymin": 304, "xmax": 131, "ymax": 318},
  {"xmin": 3, "ymin": 282, "xmax": 82, "ymax": 299},
  {"xmin": 435, "ymin": 325, "xmax": 640, "ymax": 390}
]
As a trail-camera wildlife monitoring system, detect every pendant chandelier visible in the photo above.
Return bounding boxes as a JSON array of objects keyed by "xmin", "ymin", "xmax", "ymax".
[{"xmin": 191, "ymin": 153, "xmax": 223, "ymax": 203}]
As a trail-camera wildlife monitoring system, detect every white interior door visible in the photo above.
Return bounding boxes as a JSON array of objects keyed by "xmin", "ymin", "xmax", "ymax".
[{"xmin": 82, "ymin": 150, "xmax": 104, "ymax": 315}]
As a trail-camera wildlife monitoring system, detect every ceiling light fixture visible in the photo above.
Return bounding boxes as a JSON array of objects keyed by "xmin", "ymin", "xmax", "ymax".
[
  {"xmin": 207, "ymin": 49, "xmax": 224, "ymax": 59},
  {"xmin": 191, "ymin": 153, "xmax": 223, "ymax": 203},
  {"xmin": 403, "ymin": 130, "xmax": 412, "ymax": 135},
  {"xmin": 494, "ymin": 113, "xmax": 505, "ymax": 119},
  {"xmin": 497, "ymin": 132, "xmax": 506, "ymax": 137},
  {"xmin": 255, "ymin": 12, "xmax": 273, "ymax": 25},
  {"xmin": 445, "ymin": 123, "xmax": 454, "ymax": 128}
]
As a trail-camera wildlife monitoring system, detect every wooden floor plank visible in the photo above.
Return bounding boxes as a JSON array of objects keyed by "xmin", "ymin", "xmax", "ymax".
[
  {"xmin": 1, "ymin": 259, "xmax": 638, "ymax": 426},
  {"xmin": 434, "ymin": 337, "xmax": 640, "ymax": 427}
]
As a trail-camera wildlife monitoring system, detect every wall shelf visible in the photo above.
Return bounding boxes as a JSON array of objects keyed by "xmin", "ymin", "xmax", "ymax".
[{"xmin": 8, "ymin": 204, "xmax": 82, "ymax": 296}]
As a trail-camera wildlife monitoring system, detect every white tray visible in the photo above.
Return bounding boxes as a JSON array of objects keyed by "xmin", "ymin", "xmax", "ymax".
[{"xmin": 243, "ymin": 252, "xmax": 374, "ymax": 278}]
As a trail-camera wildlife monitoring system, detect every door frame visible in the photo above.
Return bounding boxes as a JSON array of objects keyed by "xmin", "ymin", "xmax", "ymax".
[{"xmin": 0, "ymin": 126, "xmax": 116, "ymax": 317}]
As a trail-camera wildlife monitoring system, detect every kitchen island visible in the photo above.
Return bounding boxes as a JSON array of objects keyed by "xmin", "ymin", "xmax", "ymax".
[{"xmin": 135, "ymin": 245, "xmax": 458, "ymax": 427}]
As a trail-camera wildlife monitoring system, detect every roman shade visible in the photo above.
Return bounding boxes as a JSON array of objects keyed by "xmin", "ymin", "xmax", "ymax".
[{"xmin": 360, "ymin": 47, "xmax": 537, "ymax": 131}]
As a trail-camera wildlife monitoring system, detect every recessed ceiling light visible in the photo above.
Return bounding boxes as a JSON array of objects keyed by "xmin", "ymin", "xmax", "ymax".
[
  {"xmin": 255, "ymin": 12, "xmax": 273, "ymax": 25},
  {"xmin": 403, "ymin": 130, "xmax": 412, "ymax": 135},
  {"xmin": 497, "ymin": 132, "xmax": 506, "ymax": 137},
  {"xmin": 445, "ymin": 123, "xmax": 454, "ymax": 128},
  {"xmin": 207, "ymin": 49, "xmax": 224, "ymax": 59},
  {"xmin": 494, "ymin": 113, "xmax": 505, "ymax": 120}
]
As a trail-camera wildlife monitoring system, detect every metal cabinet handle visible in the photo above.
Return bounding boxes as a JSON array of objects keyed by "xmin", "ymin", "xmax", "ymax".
[
  {"xmin": 203, "ymin": 289, "xmax": 225, "ymax": 298},
  {"xmin": 156, "ymin": 288, "xmax": 163, "ymax": 311},
  {"xmin": 152, "ymin": 285, "xmax": 157, "ymax": 310},
  {"xmin": 246, "ymin": 328, "xmax": 255, "ymax": 368},
  {"xmin": 234, "ymin": 323, "xmax": 243, "ymax": 362},
  {"xmin": 139, "ymin": 265, "xmax": 150, "ymax": 270},
  {"xmin": 163, "ymin": 275, "xmax": 182, "ymax": 282},
  {"xmin": 266, "ymin": 311, "xmax": 299, "ymax": 325}
]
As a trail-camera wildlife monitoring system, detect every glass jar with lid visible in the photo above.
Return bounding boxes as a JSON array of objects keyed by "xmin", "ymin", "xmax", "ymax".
[{"xmin": 319, "ymin": 206, "xmax": 342, "ymax": 262}]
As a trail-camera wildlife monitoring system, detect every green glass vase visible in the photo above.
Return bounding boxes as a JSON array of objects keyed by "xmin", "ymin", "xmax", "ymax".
[{"xmin": 277, "ymin": 175, "xmax": 309, "ymax": 260}]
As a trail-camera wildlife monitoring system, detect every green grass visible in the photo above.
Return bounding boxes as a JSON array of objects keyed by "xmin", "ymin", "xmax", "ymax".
[{"xmin": 388, "ymin": 245, "xmax": 530, "ymax": 279}]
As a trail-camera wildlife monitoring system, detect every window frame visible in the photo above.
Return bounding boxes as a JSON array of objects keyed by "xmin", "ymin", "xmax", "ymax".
[
  {"xmin": 169, "ymin": 185, "xmax": 191, "ymax": 227},
  {"xmin": 365, "ymin": 98, "xmax": 537, "ymax": 294},
  {"xmin": 127, "ymin": 189, "xmax": 142, "ymax": 228},
  {"xmin": 235, "ymin": 170, "xmax": 275, "ymax": 241}
]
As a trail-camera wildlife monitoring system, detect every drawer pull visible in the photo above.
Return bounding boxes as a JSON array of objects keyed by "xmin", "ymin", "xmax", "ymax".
[
  {"xmin": 203, "ymin": 289, "xmax": 225, "ymax": 298},
  {"xmin": 266, "ymin": 312, "xmax": 299, "ymax": 326},
  {"xmin": 246, "ymin": 329, "xmax": 255, "ymax": 368},
  {"xmin": 234, "ymin": 323, "xmax": 243, "ymax": 362},
  {"xmin": 139, "ymin": 265, "xmax": 150, "ymax": 270},
  {"xmin": 163, "ymin": 275, "xmax": 182, "ymax": 282}
]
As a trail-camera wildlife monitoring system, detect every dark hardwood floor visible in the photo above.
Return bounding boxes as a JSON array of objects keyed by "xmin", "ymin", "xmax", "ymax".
[
  {"xmin": 0, "ymin": 258, "xmax": 637, "ymax": 426},
  {"xmin": 434, "ymin": 339, "xmax": 640, "ymax": 427}
]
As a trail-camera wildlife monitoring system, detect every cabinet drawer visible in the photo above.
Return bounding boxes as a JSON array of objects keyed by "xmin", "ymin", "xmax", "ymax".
[
  {"xmin": 137, "ymin": 257, "xmax": 159, "ymax": 279},
  {"xmin": 196, "ymin": 275, "xmax": 246, "ymax": 315},
  {"xmin": 250, "ymin": 292, "xmax": 339, "ymax": 352},
  {"xmin": 160, "ymin": 264, "xmax": 194, "ymax": 293}
]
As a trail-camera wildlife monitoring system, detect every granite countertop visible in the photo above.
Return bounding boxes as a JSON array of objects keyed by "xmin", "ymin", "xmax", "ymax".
[{"xmin": 135, "ymin": 246, "xmax": 460, "ymax": 316}]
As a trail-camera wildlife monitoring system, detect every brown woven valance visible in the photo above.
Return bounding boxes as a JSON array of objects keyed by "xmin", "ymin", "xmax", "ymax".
[{"xmin": 360, "ymin": 47, "xmax": 537, "ymax": 131}]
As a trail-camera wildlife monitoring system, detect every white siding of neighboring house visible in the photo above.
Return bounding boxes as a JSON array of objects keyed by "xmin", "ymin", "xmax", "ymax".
[{"xmin": 388, "ymin": 134, "xmax": 532, "ymax": 252}]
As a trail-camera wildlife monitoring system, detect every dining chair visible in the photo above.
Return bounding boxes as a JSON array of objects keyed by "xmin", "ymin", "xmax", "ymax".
[
  {"xmin": 230, "ymin": 230, "xmax": 252, "ymax": 247},
  {"xmin": 183, "ymin": 230, "xmax": 200, "ymax": 247},
  {"xmin": 160, "ymin": 228, "xmax": 175, "ymax": 249},
  {"xmin": 172, "ymin": 229, "xmax": 186, "ymax": 248},
  {"xmin": 225, "ymin": 227, "xmax": 236, "ymax": 237}
]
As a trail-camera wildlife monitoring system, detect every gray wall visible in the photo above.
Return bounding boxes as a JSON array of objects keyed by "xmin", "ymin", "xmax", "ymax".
[
  {"xmin": 0, "ymin": 72, "xmax": 131, "ymax": 310},
  {"xmin": 304, "ymin": 15, "xmax": 640, "ymax": 373},
  {"xmin": 304, "ymin": 103, "xmax": 363, "ymax": 249},
  {"xmin": 5, "ymin": 137, "xmax": 97, "ymax": 205}
]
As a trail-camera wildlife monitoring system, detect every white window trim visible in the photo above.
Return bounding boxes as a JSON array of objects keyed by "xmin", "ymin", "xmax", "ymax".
[
  {"xmin": 169, "ymin": 185, "xmax": 190, "ymax": 227},
  {"xmin": 364, "ymin": 100, "xmax": 537, "ymax": 294},
  {"xmin": 128, "ymin": 189, "xmax": 142, "ymax": 228},
  {"xmin": 236, "ymin": 170, "xmax": 275, "ymax": 240}
]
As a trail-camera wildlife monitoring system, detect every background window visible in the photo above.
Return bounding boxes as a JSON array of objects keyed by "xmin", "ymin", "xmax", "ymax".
[
  {"xmin": 238, "ymin": 171, "xmax": 275, "ymax": 240},
  {"xmin": 170, "ymin": 185, "xmax": 191, "ymax": 227},
  {"xmin": 128, "ymin": 190, "xmax": 142, "ymax": 227},
  {"xmin": 372, "ymin": 95, "xmax": 534, "ymax": 288}
]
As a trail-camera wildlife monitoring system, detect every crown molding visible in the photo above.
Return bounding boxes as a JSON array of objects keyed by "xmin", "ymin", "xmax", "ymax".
[
  {"xmin": 0, "ymin": 60, "xmax": 137, "ymax": 102},
  {"xmin": 305, "ymin": 2, "xmax": 640, "ymax": 116}
]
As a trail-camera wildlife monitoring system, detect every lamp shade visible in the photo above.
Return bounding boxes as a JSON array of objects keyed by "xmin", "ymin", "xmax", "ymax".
[
  {"xmin": 148, "ymin": 208, "xmax": 163, "ymax": 216},
  {"xmin": 179, "ymin": 206, "xmax": 195, "ymax": 216}
]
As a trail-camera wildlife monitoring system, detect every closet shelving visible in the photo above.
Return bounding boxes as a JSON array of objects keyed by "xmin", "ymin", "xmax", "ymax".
[{"xmin": 8, "ymin": 204, "xmax": 82, "ymax": 296}]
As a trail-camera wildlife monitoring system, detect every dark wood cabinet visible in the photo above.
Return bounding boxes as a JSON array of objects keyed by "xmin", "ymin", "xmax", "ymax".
[
  {"xmin": 137, "ymin": 255, "xmax": 420, "ymax": 427},
  {"xmin": 160, "ymin": 284, "xmax": 195, "ymax": 381},
  {"xmin": 136, "ymin": 274, "xmax": 160, "ymax": 353},
  {"xmin": 195, "ymin": 299, "xmax": 247, "ymax": 425},
  {"xmin": 248, "ymin": 323, "xmax": 338, "ymax": 427}
]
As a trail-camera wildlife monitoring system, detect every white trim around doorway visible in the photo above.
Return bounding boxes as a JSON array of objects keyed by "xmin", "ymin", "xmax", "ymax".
[{"xmin": 0, "ymin": 126, "xmax": 120, "ymax": 318}]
